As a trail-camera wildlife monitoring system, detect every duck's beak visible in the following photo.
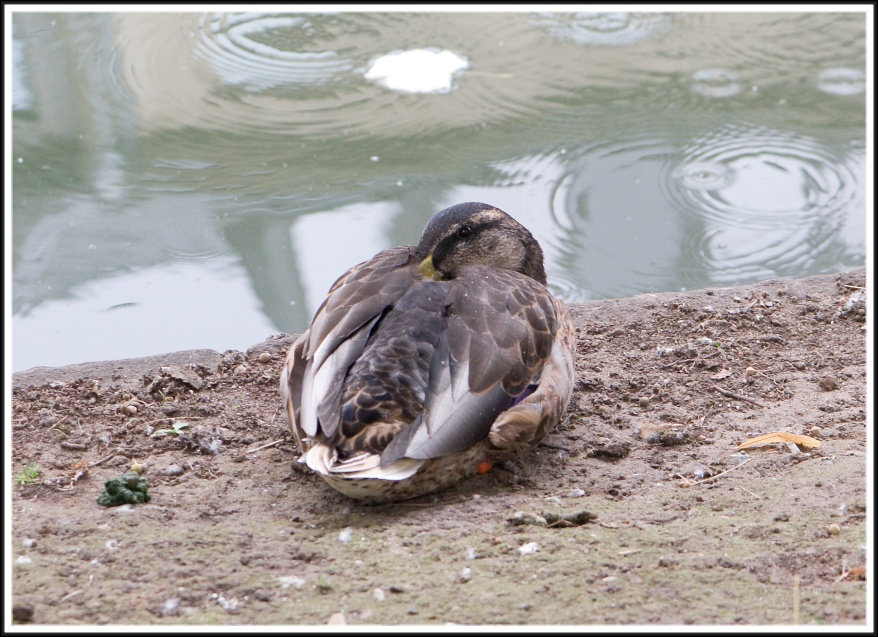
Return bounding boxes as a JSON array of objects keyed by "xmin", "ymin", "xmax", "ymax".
[{"xmin": 418, "ymin": 254, "xmax": 441, "ymax": 280}]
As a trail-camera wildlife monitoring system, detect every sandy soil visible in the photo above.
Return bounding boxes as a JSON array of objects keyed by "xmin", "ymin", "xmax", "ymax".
[{"xmin": 8, "ymin": 268, "xmax": 868, "ymax": 627}]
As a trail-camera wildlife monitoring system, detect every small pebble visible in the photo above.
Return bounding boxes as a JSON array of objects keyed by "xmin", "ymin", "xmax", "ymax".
[
  {"xmin": 460, "ymin": 567, "xmax": 472, "ymax": 582},
  {"xmin": 827, "ymin": 523, "xmax": 841, "ymax": 535},
  {"xmin": 638, "ymin": 396, "xmax": 649, "ymax": 409},
  {"xmin": 518, "ymin": 542, "xmax": 540, "ymax": 556},
  {"xmin": 745, "ymin": 366, "xmax": 757, "ymax": 376},
  {"xmin": 15, "ymin": 556, "xmax": 32, "ymax": 566},
  {"xmin": 819, "ymin": 376, "xmax": 838, "ymax": 391},
  {"xmin": 510, "ymin": 511, "xmax": 547, "ymax": 527},
  {"xmin": 373, "ymin": 588, "xmax": 386, "ymax": 602},
  {"xmin": 12, "ymin": 604, "xmax": 34, "ymax": 623},
  {"xmin": 22, "ymin": 538, "xmax": 37, "ymax": 549},
  {"xmin": 808, "ymin": 426, "xmax": 822, "ymax": 437},
  {"xmin": 277, "ymin": 576, "xmax": 306, "ymax": 590},
  {"xmin": 161, "ymin": 598, "xmax": 180, "ymax": 617},
  {"xmin": 328, "ymin": 612, "xmax": 346, "ymax": 625},
  {"xmin": 258, "ymin": 352, "xmax": 271, "ymax": 364},
  {"xmin": 338, "ymin": 528, "xmax": 353, "ymax": 544}
]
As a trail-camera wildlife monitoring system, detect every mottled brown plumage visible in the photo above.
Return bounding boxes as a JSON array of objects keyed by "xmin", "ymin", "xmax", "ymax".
[{"xmin": 280, "ymin": 202, "xmax": 576, "ymax": 502}]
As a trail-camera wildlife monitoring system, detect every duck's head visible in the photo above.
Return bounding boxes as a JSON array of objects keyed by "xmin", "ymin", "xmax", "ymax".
[{"xmin": 415, "ymin": 202, "xmax": 547, "ymax": 285}]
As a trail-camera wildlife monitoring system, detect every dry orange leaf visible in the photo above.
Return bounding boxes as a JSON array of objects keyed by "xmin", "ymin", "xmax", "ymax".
[{"xmin": 738, "ymin": 432, "xmax": 821, "ymax": 451}]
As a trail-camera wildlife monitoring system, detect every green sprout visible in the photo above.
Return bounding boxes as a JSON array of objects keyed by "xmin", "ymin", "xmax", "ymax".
[
  {"xmin": 151, "ymin": 420, "xmax": 190, "ymax": 438},
  {"xmin": 316, "ymin": 575, "xmax": 334, "ymax": 593},
  {"xmin": 15, "ymin": 462, "xmax": 41, "ymax": 485}
]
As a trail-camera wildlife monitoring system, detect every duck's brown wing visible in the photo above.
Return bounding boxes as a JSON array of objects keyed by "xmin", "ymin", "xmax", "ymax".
[
  {"xmin": 282, "ymin": 246, "xmax": 417, "ymax": 444},
  {"xmin": 379, "ymin": 266, "xmax": 561, "ymax": 465}
]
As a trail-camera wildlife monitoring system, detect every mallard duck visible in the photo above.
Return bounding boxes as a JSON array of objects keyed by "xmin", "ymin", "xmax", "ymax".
[{"xmin": 280, "ymin": 202, "xmax": 575, "ymax": 502}]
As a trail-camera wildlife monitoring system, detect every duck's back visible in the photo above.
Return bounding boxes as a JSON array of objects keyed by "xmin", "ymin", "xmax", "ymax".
[{"xmin": 333, "ymin": 279, "xmax": 447, "ymax": 455}]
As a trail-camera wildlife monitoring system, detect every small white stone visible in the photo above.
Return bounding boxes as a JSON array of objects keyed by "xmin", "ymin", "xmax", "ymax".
[
  {"xmin": 518, "ymin": 542, "xmax": 540, "ymax": 556},
  {"xmin": 460, "ymin": 567, "xmax": 472, "ymax": 582},
  {"xmin": 278, "ymin": 576, "xmax": 306, "ymax": 590},
  {"xmin": 338, "ymin": 527, "xmax": 353, "ymax": 544},
  {"xmin": 22, "ymin": 538, "xmax": 37, "ymax": 548},
  {"xmin": 214, "ymin": 593, "xmax": 238, "ymax": 612},
  {"xmin": 15, "ymin": 556, "xmax": 32, "ymax": 566},
  {"xmin": 373, "ymin": 588, "xmax": 386, "ymax": 602}
]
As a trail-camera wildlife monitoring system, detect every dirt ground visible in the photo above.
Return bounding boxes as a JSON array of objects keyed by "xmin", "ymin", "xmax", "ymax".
[{"xmin": 8, "ymin": 268, "xmax": 869, "ymax": 628}]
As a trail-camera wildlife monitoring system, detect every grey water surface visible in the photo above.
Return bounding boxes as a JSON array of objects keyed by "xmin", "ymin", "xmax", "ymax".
[{"xmin": 11, "ymin": 10, "xmax": 867, "ymax": 371}]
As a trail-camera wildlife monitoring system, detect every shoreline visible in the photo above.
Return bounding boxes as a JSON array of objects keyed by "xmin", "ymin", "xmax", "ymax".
[{"xmin": 10, "ymin": 267, "xmax": 868, "ymax": 626}]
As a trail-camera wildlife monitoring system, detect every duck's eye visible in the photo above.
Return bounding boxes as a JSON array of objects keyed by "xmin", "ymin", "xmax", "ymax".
[{"xmin": 457, "ymin": 225, "xmax": 474, "ymax": 239}]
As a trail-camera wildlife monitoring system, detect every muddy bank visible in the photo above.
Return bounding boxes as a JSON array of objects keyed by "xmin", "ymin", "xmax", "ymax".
[{"xmin": 9, "ymin": 268, "xmax": 867, "ymax": 626}]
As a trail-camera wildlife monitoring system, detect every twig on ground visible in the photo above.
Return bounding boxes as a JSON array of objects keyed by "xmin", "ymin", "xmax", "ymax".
[
  {"xmin": 246, "ymin": 439, "xmax": 286, "ymax": 454},
  {"xmin": 268, "ymin": 405, "xmax": 280, "ymax": 427},
  {"xmin": 713, "ymin": 386, "xmax": 765, "ymax": 408},
  {"xmin": 88, "ymin": 453, "xmax": 118, "ymax": 467},
  {"xmin": 137, "ymin": 415, "xmax": 208, "ymax": 428},
  {"xmin": 739, "ymin": 486, "xmax": 763, "ymax": 500},
  {"xmin": 686, "ymin": 457, "xmax": 752, "ymax": 486}
]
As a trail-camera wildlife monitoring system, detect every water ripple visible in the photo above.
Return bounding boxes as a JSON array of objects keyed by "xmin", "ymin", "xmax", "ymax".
[
  {"xmin": 114, "ymin": 12, "xmax": 671, "ymax": 142},
  {"xmin": 196, "ymin": 13, "xmax": 355, "ymax": 91},
  {"xmin": 666, "ymin": 123, "xmax": 861, "ymax": 282},
  {"xmin": 690, "ymin": 69, "xmax": 742, "ymax": 99},
  {"xmin": 530, "ymin": 12, "xmax": 673, "ymax": 46},
  {"xmin": 817, "ymin": 67, "xmax": 866, "ymax": 96}
]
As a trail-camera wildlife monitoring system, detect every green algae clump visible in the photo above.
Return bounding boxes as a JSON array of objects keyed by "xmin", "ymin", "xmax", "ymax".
[{"xmin": 97, "ymin": 470, "xmax": 151, "ymax": 507}]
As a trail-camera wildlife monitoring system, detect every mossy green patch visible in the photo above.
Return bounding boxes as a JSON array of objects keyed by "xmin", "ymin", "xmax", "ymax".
[{"xmin": 97, "ymin": 470, "xmax": 151, "ymax": 507}]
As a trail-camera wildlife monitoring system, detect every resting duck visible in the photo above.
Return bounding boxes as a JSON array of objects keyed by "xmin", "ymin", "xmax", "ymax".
[{"xmin": 280, "ymin": 202, "xmax": 575, "ymax": 502}]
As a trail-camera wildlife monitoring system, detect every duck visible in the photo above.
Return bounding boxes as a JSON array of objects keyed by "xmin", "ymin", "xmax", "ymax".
[{"xmin": 280, "ymin": 202, "xmax": 576, "ymax": 502}]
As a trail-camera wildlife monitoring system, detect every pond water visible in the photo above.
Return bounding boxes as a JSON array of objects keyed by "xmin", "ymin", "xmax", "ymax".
[{"xmin": 9, "ymin": 9, "xmax": 868, "ymax": 371}]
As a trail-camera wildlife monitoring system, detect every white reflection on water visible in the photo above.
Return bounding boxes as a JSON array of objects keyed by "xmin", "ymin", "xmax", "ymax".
[
  {"xmin": 291, "ymin": 202, "xmax": 398, "ymax": 318},
  {"xmin": 12, "ymin": 260, "xmax": 276, "ymax": 372},
  {"xmin": 12, "ymin": 24, "xmax": 33, "ymax": 110},
  {"xmin": 364, "ymin": 48, "xmax": 469, "ymax": 94},
  {"xmin": 547, "ymin": 139, "xmax": 684, "ymax": 300}
]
